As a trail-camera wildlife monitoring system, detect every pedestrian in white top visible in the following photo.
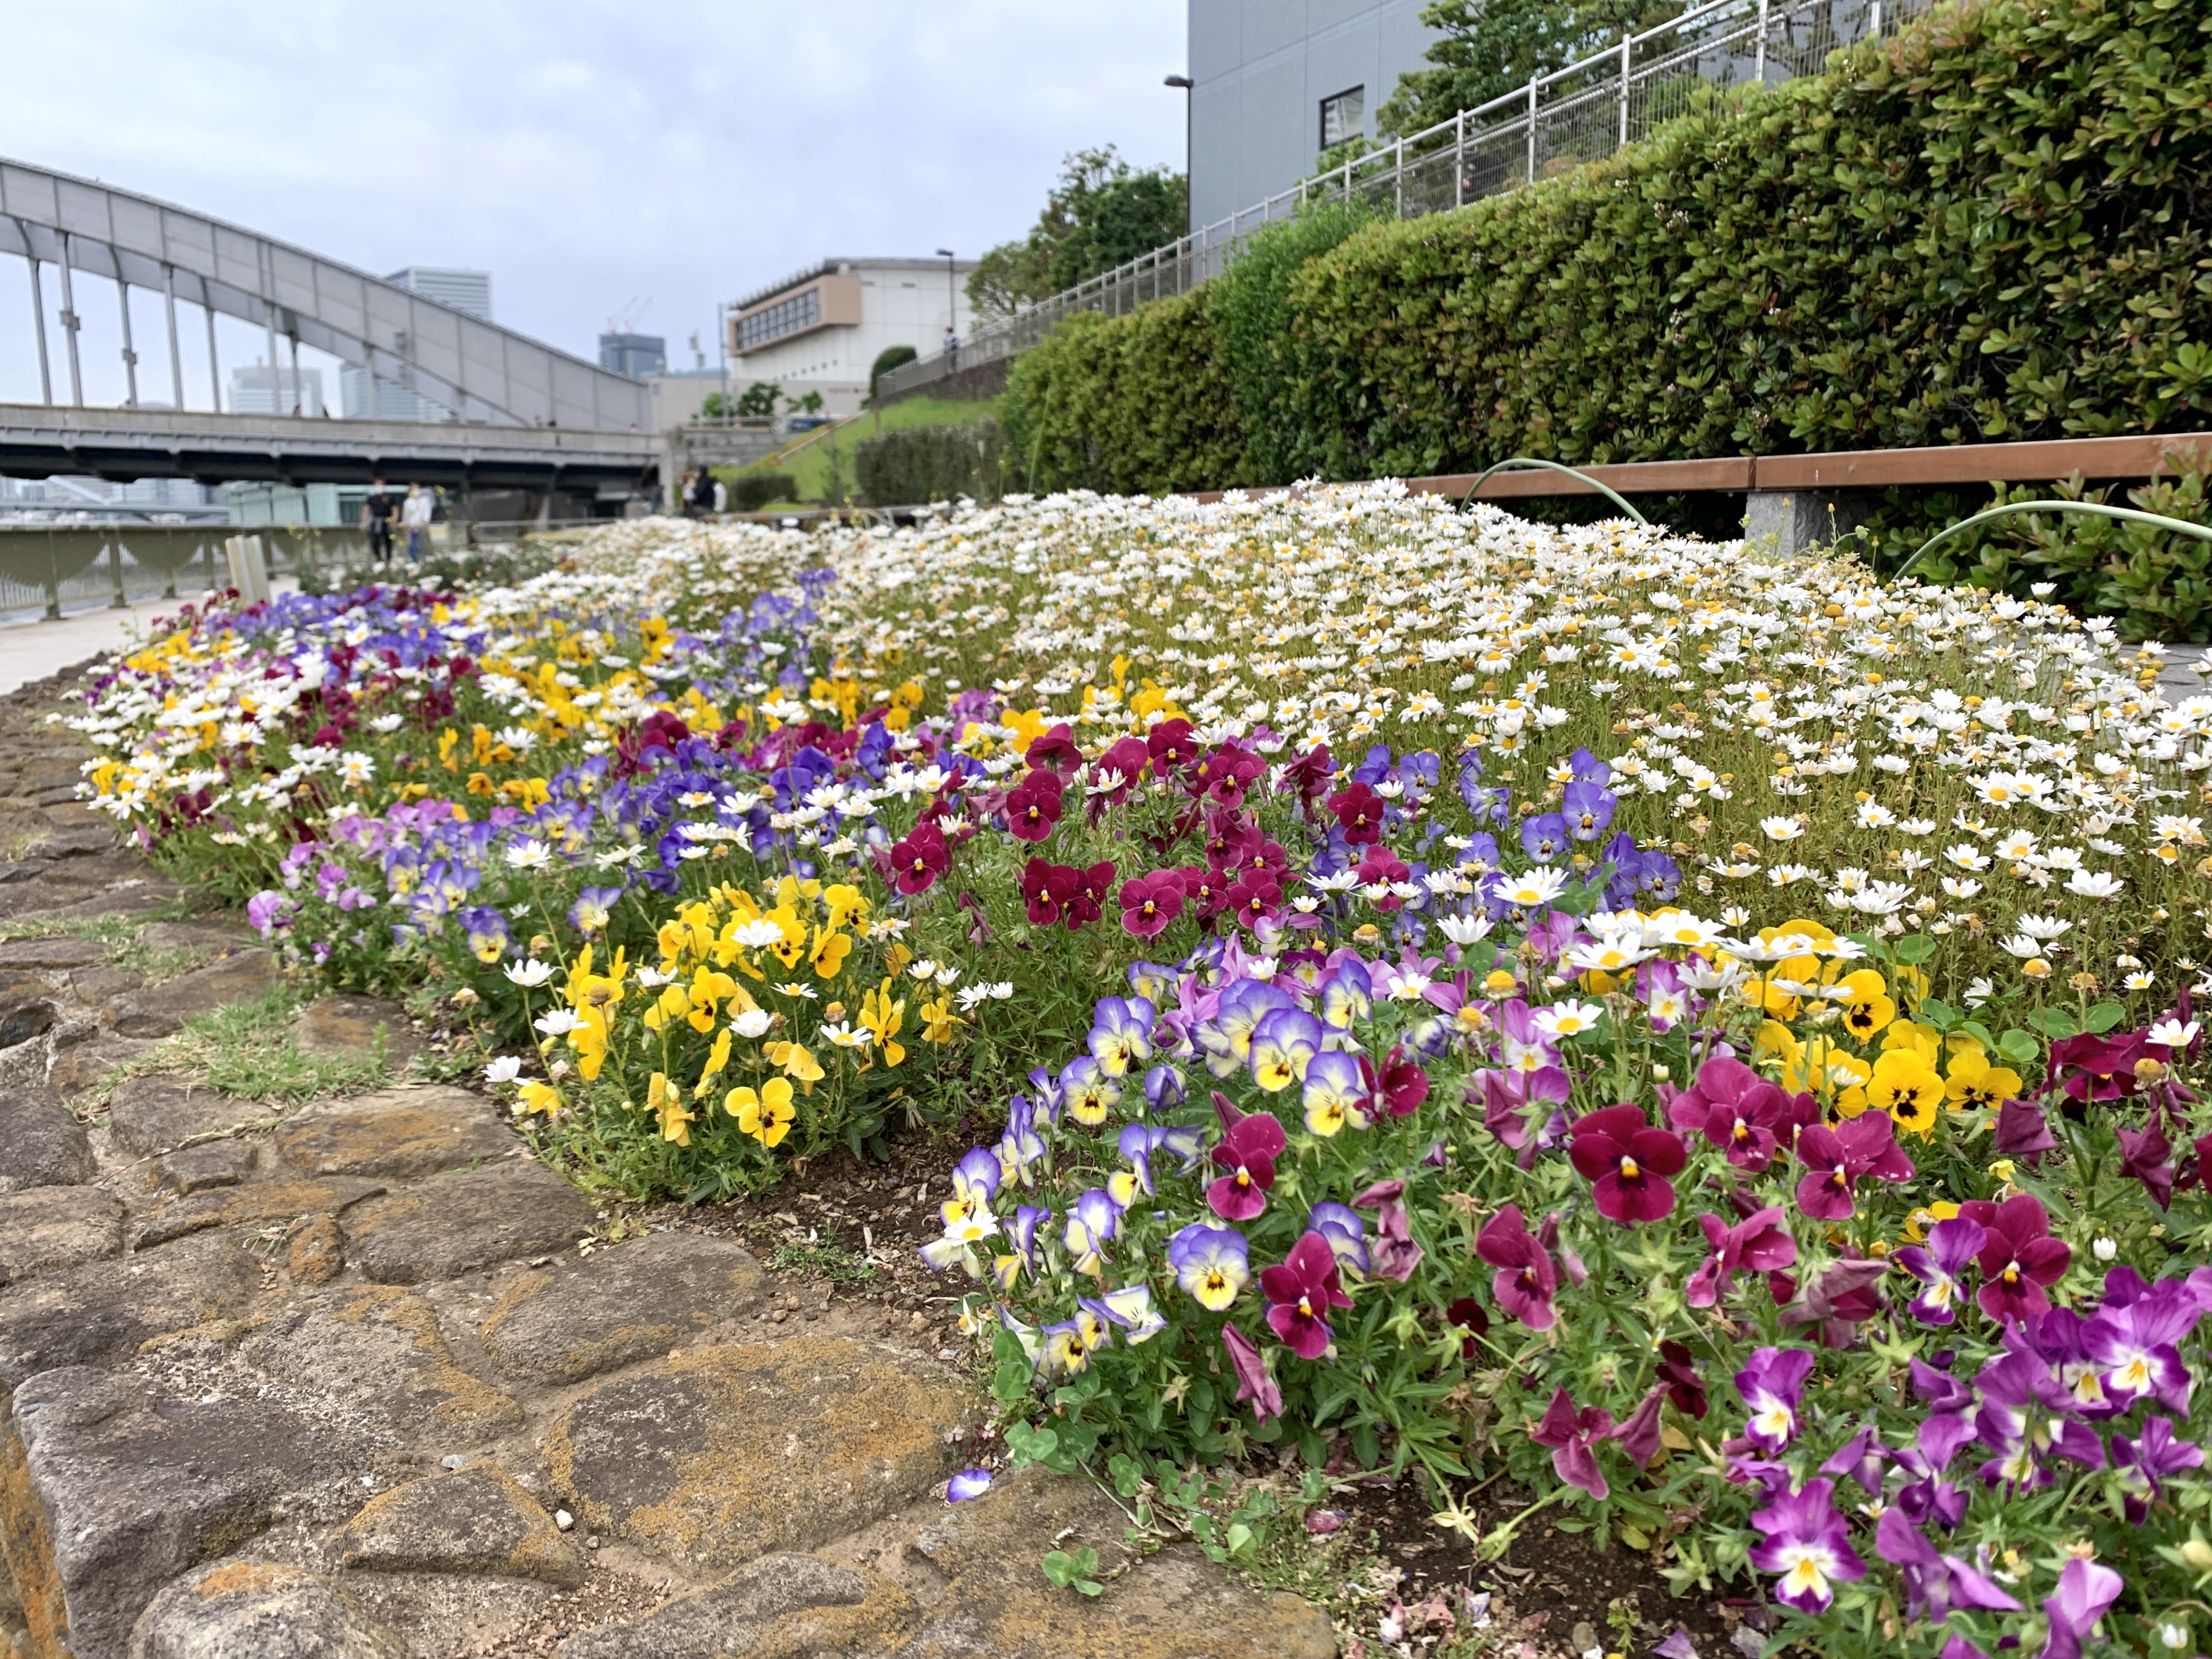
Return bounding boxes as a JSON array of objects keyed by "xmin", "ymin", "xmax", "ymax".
[{"xmin": 401, "ymin": 484, "xmax": 433, "ymax": 563}]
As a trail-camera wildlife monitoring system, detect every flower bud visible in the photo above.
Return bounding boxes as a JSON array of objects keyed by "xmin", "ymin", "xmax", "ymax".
[
  {"xmin": 2181, "ymin": 1538, "xmax": 2212, "ymax": 1573},
  {"xmin": 2094, "ymin": 1236, "xmax": 2118, "ymax": 1262}
]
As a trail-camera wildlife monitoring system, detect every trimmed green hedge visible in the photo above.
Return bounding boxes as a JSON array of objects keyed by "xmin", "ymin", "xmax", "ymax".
[
  {"xmin": 1004, "ymin": 0, "xmax": 2212, "ymax": 495},
  {"xmin": 856, "ymin": 421, "xmax": 1006, "ymax": 507}
]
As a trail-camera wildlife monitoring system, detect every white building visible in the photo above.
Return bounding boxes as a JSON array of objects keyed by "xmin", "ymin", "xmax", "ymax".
[
  {"xmin": 229, "ymin": 363, "xmax": 326, "ymax": 417},
  {"xmin": 1188, "ymin": 1, "xmax": 1445, "ymax": 229},
  {"xmin": 724, "ymin": 258, "xmax": 978, "ymax": 415}
]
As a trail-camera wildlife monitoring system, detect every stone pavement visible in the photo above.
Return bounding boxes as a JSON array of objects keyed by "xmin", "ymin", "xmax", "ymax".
[{"xmin": 0, "ymin": 671, "xmax": 1338, "ymax": 1658}]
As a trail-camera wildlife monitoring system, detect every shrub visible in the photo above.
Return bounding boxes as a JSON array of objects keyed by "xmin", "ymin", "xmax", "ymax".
[
  {"xmin": 868, "ymin": 345, "xmax": 918, "ymax": 402},
  {"xmin": 1002, "ymin": 0, "xmax": 2212, "ymax": 487},
  {"xmin": 856, "ymin": 420, "xmax": 1005, "ymax": 506},
  {"xmin": 1002, "ymin": 292, "xmax": 1251, "ymax": 497},
  {"xmin": 726, "ymin": 472, "xmax": 797, "ymax": 514}
]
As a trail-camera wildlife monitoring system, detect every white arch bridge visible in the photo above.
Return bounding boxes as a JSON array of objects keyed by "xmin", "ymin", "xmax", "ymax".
[{"xmin": 0, "ymin": 157, "xmax": 660, "ymax": 495}]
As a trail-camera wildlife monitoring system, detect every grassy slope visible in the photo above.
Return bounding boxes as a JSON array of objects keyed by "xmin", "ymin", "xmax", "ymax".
[{"xmin": 718, "ymin": 394, "xmax": 1002, "ymax": 506}]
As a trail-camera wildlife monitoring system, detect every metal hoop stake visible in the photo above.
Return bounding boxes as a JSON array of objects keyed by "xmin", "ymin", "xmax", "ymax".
[
  {"xmin": 1460, "ymin": 457, "xmax": 1652, "ymax": 525},
  {"xmin": 1894, "ymin": 500, "xmax": 2212, "ymax": 581}
]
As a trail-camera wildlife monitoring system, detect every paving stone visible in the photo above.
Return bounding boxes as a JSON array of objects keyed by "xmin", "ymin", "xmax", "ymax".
[
  {"xmin": 0, "ymin": 1187, "xmax": 125, "ymax": 1287},
  {"xmin": 19, "ymin": 881, "xmax": 188, "ymax": 924},
  {"xmin": 286, "ymin": 1214, "xmax": 345, "ymax": 1286},
  {"xmin": 108, "ymin": 950, "xmax": 278, "ymax": 1039},
  {"xmin": 0, "ymin": 1234, "xmax": 263, "ymax": 1390},
  {"xmin": 48, "ymin": 1033, "xmax": 157, "ymax": 1096},
  {"xmin": 128, "ymin": 1561, "xmax": 405, "ymax": 1659},
  {"xmin": 476, "ymin": 1233, "xmax": 769, "ymax": 1385},
  {"xmin": 0, "ymin": 857, "xmax": 56, "ymax": 886},
  {"xmin": 900, "ymin": 1466, "xmax": 1338, "ymax": 1659},
  {"xmin": 0, "ymin": 986, "xmax": 56, "ymax": 1051},
  {"xmin": 0, "ymin": 938, "xmax": 105, "ymax": 971},
  {"xmin": 556, "ymin": 1553, "xmax": 913, "ymax": 1659},
  {"xmin": 108, "ymin": 1075, "xmax": 269, "ymax": 1157},
  {"xmin": 295, "ymin": 995, "xmax": 424, "ymax": 1064},
  {"xmin": 139, "ymin": 920, "xmax": 258, "ymax": 955},
  {"xmin": 153, "ymin": 1140, "xmax": 258, "ymax": 1195},
  {"xmin": 345, "ymin": 1162, "xmax": 595, "ymax": 1285},
  {"xmin": 136, "ymin": 1177, "xmax": 387, "ymax": 1250},
  {"xmin": 3, "ymin": 1367, "xmax": 382, "ymax": 1659},
  {"xmin": 243, "ymin": 1285, "xmax": 523, "ymax": 1439},
  {"xmin": 338, "ymin": 1462, "xmax": 579, "ymax": 1585},
  {"xmin": 15, "ymin": 827, "xmax": 108, "ymax": 861},
  {"xmin": 546, "ymin": 1336, "xmax": 967, "ymax": 1571},
  {"xmin": 0, "ymin": 1091, "xmax": 94, "ymax": 1192},
  {"xmin": 276, "ymin": 1086, "xmax": 509, "ymax": 1181}
]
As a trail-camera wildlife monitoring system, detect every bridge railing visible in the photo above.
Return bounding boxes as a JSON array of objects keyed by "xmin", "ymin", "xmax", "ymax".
[
  {"xmin": 877, "ymin": 0, "xmax": 1921, "ymax": 401},
  {"xmin": 0, "ymin": 524, "xmax": 375, "ymax": 623}
]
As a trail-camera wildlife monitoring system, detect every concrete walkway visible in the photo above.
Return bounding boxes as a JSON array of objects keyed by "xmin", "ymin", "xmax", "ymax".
[{"xmin": 0, "ymin": 583, "xmax": 297, "ymax": 699}]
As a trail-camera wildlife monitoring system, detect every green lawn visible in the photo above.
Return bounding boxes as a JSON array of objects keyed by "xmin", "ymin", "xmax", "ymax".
[{"xmin": 719, "ymin": 394, "xmax": 1000, "ymax": 507}]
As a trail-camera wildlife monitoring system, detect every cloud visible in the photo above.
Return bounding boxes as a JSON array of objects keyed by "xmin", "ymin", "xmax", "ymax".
[{"xmin": 0, "ymin": 0, "xmax": 1184, "ymax": 402}]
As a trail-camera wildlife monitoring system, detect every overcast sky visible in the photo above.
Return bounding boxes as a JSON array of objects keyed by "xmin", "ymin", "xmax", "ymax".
[{"xmin": 0, "ymin": 0, "xmax": 1186, "ymax": 410}]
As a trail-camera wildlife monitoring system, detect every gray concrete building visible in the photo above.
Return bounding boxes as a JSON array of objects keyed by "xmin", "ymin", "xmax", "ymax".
[{"xmin": 1188, "ymin": 0, "xmax": 1445, "ymax": 230}]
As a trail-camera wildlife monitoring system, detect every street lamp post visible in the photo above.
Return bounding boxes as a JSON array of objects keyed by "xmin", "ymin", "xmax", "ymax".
[
  {"xmin": 1165, "ymin": 74, "xmax": 1193, "ymax": 237},
  {"xmin": 935, "ymin": 248, "xmax": 957, "ymax": 371}
]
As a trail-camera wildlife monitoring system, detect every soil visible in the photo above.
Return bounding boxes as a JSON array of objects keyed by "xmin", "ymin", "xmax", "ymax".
[{"xmin": 607, "ymin": 1130, "xmax": 1772, "ymax": 1659}]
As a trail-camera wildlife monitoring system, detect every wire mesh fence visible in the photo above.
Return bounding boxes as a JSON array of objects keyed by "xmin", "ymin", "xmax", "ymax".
[{"xmin": 877, "ymin": 0, "xmax": 1922, "ymax": 401}]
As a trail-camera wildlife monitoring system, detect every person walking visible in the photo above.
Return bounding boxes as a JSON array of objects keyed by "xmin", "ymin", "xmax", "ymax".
[
  {"xmin": 400, "ymin": 482, "xmax": 433, "ymax": 563},
  {"xmin": 362, "ymin": 477, "xmax": 397, "ymax": 564},
  {"xmin": 711, "ymin": 475, "xmax": 727, "ymax": 515}
]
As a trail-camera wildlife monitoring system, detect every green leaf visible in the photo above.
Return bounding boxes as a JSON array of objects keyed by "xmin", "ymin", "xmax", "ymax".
[
  {"xmin": 2028, "ymin": 1007, "xmax": 2081, "ymax": 1039},
  {"xmin": 1999, "ymin": 1029, "xmax": 2041, "ymax": 1067},
  {"xmin": 993, "ymin": 1360, "xmax": 1035, "ymax": 1405},
  {"xmin": 1917, "ymin": 996, "xmax": 1958, "ymax": 1028},
  {"xmin": 1004, "ymin": 1423, "xmax": 1059, "ymax": 1468},
  {"xmin": 1224, "ymin": 1521, "xmax": 1256, "ymax": 1557},
  {"xmin": 1040, "ymin": 1547, "xmax": 1104, "ymax": 1595},
  {"xmin": 1893, "ymin": 933, "xmax": 1937, "ymax": 964},
  {"xmin": 2084, "ymin": 1001, "xmax": 2127, "ymax": 1034}
]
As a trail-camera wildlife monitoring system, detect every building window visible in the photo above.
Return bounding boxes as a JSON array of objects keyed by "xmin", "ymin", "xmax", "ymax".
[
  {"xmin": 1320, "ymin": 85, "xmax": 1366, "ymax": 152},
  {"xmin": 738, "ymin": 286, "xmax": 822, "ymax": 351}
]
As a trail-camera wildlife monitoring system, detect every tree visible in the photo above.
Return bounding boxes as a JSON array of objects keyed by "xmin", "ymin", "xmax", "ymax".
[
  {"xmin": 869, "ymin": 345, "xmax": 918, "ymax": 401},
  {"xmin": 735, "ymin": 381, "xmax": 780, "ymax": 418},
  {"xmin": 967, "ymin": 147, "xmax": 1189, "ymax": 319},
  {"xmin": 1376, "ymin": 0, "xmax": 1682, "ymax": 137}
]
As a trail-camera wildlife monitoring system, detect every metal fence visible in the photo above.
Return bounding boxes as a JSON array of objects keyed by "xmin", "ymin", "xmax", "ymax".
[
  {"xmin": 878, "ymin": 0, "xmax": 1922, "ymax": 399},
  {"xmin": 0, "ymin": 524, "xmax": 374, "ymax": 622}
]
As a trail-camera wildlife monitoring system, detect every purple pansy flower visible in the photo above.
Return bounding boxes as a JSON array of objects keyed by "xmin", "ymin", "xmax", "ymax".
[
  {"xmin": 1221, "ymin": 1323, "xmax": 1281, "ymax": 1423},
  {"xmin": 1529, "ymin": 1387, "xmax": 1614, "ymax": 1500},
  {"xmin": 1747, "ymin": 1478, "xmax": 1865, "ymax": 1613},
  {"xmin": 2113, "ymin": 1413, "xmax": 2205, "ymax": 1522},
  {"xmin": 1352, "ymin": 1179, "xmax": 1424, "ymax": 1282},
  {"xmin": 1304, "ymin": 1203, "xmax": 1368, "ymax": 1275},
  {"xmin": 1873, "ymin": 1509, "xmax": 2021, "ymax": 1623},
  {"xmin": 1895, "ymin": 1217, "xmax": 1987, "ymax": 1327},
  {"xmin": 947, "ymin": 1469, "xmax": 994, "ymax": 1502},
  {"xmin": 1686, "ymin": 1207, "xmax": 1796, "ymax": 1309},
  {"xmin": 1735, "ymin": 1347, "xmax": 1817, "ymax": 1454},
  {"xmin": 1259, "ymin": 1232, "xmax": 1352, "ymax": 1358},
  {"xmin": 2040, "ymin": 1558, "xmax": 2124, "ymax": 1659},
  {"xmin": 1474, "ymin": 1203, "xmax": 1557, "ymax": 1331},
  {"xmin": 1973, "ymin": 1348, "xmax": 2105, "ymax": 1491}
]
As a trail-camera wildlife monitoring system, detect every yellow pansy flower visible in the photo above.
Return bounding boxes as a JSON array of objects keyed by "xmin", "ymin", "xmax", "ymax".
[
  {"xmin": 648, "ymin": 1071, "xmax": 692, "ymax": 1146},
  {"xmin": 726, "ymin": 1076, "xmax": 796, "ymax": 1147},
  {"xmin": 1837, "ymin": 968, "xmax": 1895, "ymax": 1042},
  {"xmin": 1867, "ymin": 1048, "xmax": 1944, "ymax": 1139},
  {"xmin": 516, "ymin": 1080, "xmax": 562, "ymax": 1116},
  {"xmin": 1880, "ymin": 1020, "xmax": 1943, "ymax": 1066},
  {"xmin": 1945, "ymin": 1048, "xmax": 2023, "ymax": 1111},
  {"xmin": 766, "ymin": 1039, "xmax": 826, "ymax": 1094},
  {"xmin": 810, "ymin": 926, "xmax": 853, "ymax": 981},
  {"xmin": 858, "ymin": 979, "xmax": 907, "ymax": 1068},
  {"xmin": 920, "ymin": 995, "xmax": 959, "ymax": 1044}
]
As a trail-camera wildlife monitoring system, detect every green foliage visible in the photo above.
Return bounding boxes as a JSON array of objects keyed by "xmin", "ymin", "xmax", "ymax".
[
  {"xmin": 700, "ymin": 391, "xmax": 732, "ymax": 420},
  {"xmin": 103, "ymin": 984, "xmax": 393, "ymax": 1110},
  {"xmin": 1377, "ymin": 0, "xmax": 1684, "ymax": 136},
  {"xmin": 968, "ymin": 147, "xmax": 1189, "ymax": 320},
  {"xmin": 726, "ymin": 473, "xmax": 797, "ymax": 514},
  {"xmin": 1001, "ymin": 0, "xmax": 2212, "ymax": 617},
  {"xmin": 1038, "ymin": 1547, "xmax": 1104, "ymax": 1595},
  {"xmin": 1203, "ymin": 201, "xmax": 1386, "ymax": 485},
  {"xmin": 1851, "ymin": 460, "xmax": 2212, "ymax": 641},
  {"xmin": 868, "ymin": 345, "xmax": 918, "ymax": 401},
  {"xmin": 735, "ymin": 381, "xmax": 781, "ymax": 418},
  {"xmin": 854, "ymin": 420, "xmax": 1004, "ymax": 506},
  {"xmin": 1002, "ymin": 295, "xmax": 1251, "ymax": 497}
]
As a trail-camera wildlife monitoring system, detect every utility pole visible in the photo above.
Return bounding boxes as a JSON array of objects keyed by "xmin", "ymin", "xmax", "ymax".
[
  {"xmin": 1165, "ymin": 75, "xmax": 1194, "ymax": 237},
  {"xmin": 935, "ymin": 249, "xmax": 957, "ymax": 371}
]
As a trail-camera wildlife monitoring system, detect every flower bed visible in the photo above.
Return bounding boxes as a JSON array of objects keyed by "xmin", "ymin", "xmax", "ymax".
[{"xmin": 65, "ymin": 488, "xmax": 2212, "ymax": 1652}]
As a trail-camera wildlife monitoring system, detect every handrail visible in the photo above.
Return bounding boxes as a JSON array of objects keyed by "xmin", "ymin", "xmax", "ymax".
[
  {"xmin": 1896, "ymin": 501, "xmax": 2212, "ymax": 581},
  {"xmin": 879, "ymin": 0, "xmax": 1926, "ymax": 401},
  {"xmin": 1461, "ymin": 458, "xmax": 1651, "ymax": 524}
]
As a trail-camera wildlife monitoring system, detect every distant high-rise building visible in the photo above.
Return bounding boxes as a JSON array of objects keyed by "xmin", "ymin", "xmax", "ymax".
[
  {"xmin": 385, "ymin": 266, "xmax": 493, "ymax": 320},
  {"xmin": 599, "ymin": 333, "xmax": 667, "ymax": 377},
  {"xmin": 340, "ymin": 267, "xmax": 491, "ymax": 420},
  {"xmin": 339, "ymin": 366, "xmax": 449, "ymax": 423},
  {"xmin": 229, "ymin": 362, "xmax": 326, "ymax": 417}
]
